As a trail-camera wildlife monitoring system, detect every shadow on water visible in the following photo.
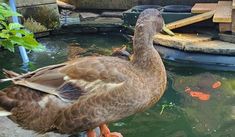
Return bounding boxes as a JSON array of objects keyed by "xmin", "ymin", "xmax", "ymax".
[{"xmin": 0, "ymin": 33, "xmax": 235, "ymax": 137}]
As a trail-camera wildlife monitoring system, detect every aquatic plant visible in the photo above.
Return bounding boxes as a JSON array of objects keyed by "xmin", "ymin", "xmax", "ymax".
[
  {"xmin": 160, "ymin": 102, "xmax": 175, "ymax": 115},
  {"xmin": 0, "ymin": 3, "xmax": 43, "ymax": 52}
]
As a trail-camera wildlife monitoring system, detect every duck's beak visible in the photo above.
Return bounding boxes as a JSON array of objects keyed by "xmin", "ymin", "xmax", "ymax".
[{"xmin": 162, "ymin": 23, "xmax": 175, "ymax": 36}]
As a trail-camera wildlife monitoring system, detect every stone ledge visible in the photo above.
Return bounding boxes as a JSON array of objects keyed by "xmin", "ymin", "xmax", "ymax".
[
  {"xmin": 60, "ymin": 0, "xmax": 138, "ymax": 10},
  {"xmin": 154, "ymin": 33, "xmax": 212, "ymax": 50},
  {"xmin": 17, "ymin": 3, "xmax": 60, "ymax": 33},
  {"xmin": 154, "ymin": 33, "xmax": 235, "ymax": 55},
  {"xmin": 185, "ymin": 40, "xmax": 235, "ymax": 55},
  {"xmin": 16, "ymin": 0, "xmax": 56, "ymax": 8}
]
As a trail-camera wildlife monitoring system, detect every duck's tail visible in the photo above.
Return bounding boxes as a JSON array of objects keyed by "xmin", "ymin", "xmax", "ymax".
[
  {"xmin": 0, "ymin": 107, "xmax": 12, "ymax": 116},
  {"xmin": 0, "ymin": 69, "xmax": 20, "ymax": 83},
  {"xmin": 1, "ymin": 63, "xmax": 67, "ymax": 83}
]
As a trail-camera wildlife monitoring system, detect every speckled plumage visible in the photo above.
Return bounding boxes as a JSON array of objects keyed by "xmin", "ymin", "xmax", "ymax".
[{"xmin": 0, "ymin": 9, "xmax": 167, "ymax": 135}]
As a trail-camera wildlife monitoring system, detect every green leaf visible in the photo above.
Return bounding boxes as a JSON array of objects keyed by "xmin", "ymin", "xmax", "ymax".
[
  {"xmin": 0, "ymin": 14, "xmax": 4, "ymax": 20},
  {"xmin": 0, "ymin": 32, "xmax": 10, "ymax": 38},
  {"xmin": 10, "ymin": 29, "xmax": 31, "ymax": 36},
  {"xmin": 0, "ymin": 9, "xmax": 22, "ymax": 18},
  {"xmin": 9, "ymin": 23, "xmax": 24, "ymax": 30},
  {"xmin": 0, "ymin": 20, "xmax": 8, "ymax": 28},
  {"xmin": 21, "ymin": 35, "xmax": 39, "ymax": 47},
  {"xmin": 9, "ymin": 35, "xmax": 24, "ymax": 46},
  {"xmin": 0, "ymin": 3, "xmax": 11, "ymax": 10},
  {"xmin": 0, "ymin": 3, "xmax": 40, "ymax": 53},
  {"xmin": 8, "ymin": 35, "xmax": 40, "ymax": 50},
  {"xmin": 0, "ymin": 39, "xmax": 14, "ymax": 52}
]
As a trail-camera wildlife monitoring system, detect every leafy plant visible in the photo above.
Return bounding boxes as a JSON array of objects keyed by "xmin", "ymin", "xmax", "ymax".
[
  {"xmin": 23, "ymin": 17, "xmax": 47, "ymax": 33},
  {"xmin": 0, "ymin": 3, "xmax": 44, "ymax": 52}
]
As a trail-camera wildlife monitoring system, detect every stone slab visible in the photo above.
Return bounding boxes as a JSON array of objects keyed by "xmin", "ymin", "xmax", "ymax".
[
  {"xmin": 0, "ymin": 117, "xmax": 66, "ymax": 137},
  {"xmin": 219, "ymin": 33, "xmax": 235, "ymax": 43},
  {"xmin": 153, "ymin": 33, "xmax": 212, "ymax": 49},
  {"xmin": 80, "ymin": 17, "xmax": 123, "ymax": 25},
  {"xmin": 16, "ymin": 0, "xmax": 56, "ymax": 8},
  {"xmin": 79, "ymin": 12, "xmax": 100, "ymax": 21},
  {"xmin": 0, "ymin": 116, "xmax": 100, "ymax": 137},
  {"xmin": 185, "ymin": 40, "xmax": 235, "ymax": 55},
  {"xmin": 17, "ymin": 3, "xmax": 60, "ymax": 33},
  {"xmin": 154, "ymin": 33, "xmax": 235, "ymax": 55},
  {"xmin": 101, "ymin": 12, "xmax": 123, "ymax": 18},
  {"xmin": 60, "ymin": 0, "xmax": 138, "ymax": 10}
]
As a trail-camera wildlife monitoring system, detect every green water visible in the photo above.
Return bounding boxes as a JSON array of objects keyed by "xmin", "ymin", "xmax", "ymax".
[{"xmin": 0, "ymin": 33, "xmax": 235, "ymax": 137}]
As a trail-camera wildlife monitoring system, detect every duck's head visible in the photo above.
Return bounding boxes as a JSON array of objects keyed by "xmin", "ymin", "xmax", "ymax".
[{"xmin": 135, "ymin": 9, "xmax": 164, "ymax": 36}]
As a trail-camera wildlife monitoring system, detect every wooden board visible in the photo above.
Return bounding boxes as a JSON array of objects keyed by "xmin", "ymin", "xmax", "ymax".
[
  {"xmin": 153, "ymin": 33, "xmax": 212, "ymax": 48},
  {"xmin": 166, "ymin": 10, "xmax": 215, "ymax": 30},
  {"xmin": 233, "ymin": 0, "xmax": 235, "ymax": 9},
  {"xmin": 219, "ymin": 23, "xmax": 231, "ymax": 32},
  {"xmin": 191, "ymin": 3, "xmax": 217, "ymax": 13},
  {"xmin": 232, "ymin": 10, "xmax": 235, "ymax": 32},
  {"xmin": 213, "ymin": 1, "xmax": 232, "ymax": 23}
]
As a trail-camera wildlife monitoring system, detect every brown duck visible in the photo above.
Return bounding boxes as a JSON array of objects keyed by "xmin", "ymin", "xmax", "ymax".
[{"xmin": 0, "ymin": 9, "xmax": 167, "ymax": 137}]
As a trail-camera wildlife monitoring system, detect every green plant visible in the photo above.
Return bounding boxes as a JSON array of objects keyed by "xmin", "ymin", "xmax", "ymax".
[
  {"xmin": 23, "ymin": 17, "xmax": 47, "ymax": 33},
  {"xmin": 160, "ymin": 102, "xmax": 175, "ymax": 115},
  {"xmin": 0, "ymin": 3, "xmax": 44, "ymax": 52}
]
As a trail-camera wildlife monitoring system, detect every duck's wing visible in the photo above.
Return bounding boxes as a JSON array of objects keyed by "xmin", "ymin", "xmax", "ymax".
[
  {"xmin": 4, "ymin": 57, "xmax": 129, "ymax": 102},
  {"xmin": 2, "ymin": 62, "xmax": 69, "ymax": 98}
]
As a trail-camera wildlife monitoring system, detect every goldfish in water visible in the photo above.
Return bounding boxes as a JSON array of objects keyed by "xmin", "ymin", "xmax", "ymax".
[{"xmin": 185, "ymin": 87, "xmax": 210, "ymax": 101}]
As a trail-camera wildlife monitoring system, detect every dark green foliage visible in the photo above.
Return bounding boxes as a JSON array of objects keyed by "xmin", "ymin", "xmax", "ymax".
[{"xmin": 0, "ymin": 3, "xmax": 44, "ymax": 52}]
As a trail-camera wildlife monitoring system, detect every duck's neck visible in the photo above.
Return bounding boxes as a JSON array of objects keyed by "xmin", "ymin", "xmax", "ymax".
[{"xmin": 131, "ymin": 24, "xmax": 164, "ymax": 72}]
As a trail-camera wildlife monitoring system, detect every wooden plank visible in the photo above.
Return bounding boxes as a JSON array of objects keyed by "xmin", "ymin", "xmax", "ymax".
[
  {"xmin": 219, "ymin": 23, "xmax": 231, "ymax": 32},
  {"xmin": 232, "ymin": 10, "xmax": 235, "ymax": 32},
  {"xmin": 191, "ymin": 3, "xmax": 217, "ymax": 13},
  {"xmin": 166, "ymin": 10, "xmax": 215, "ymax": 30},
  {"xmin": 213, "ymin": 1, "xmax": 232, "ymax": 23},
  {"xmin": 233, "ymin": 0, "xmax": 235, "ymax": 9}
]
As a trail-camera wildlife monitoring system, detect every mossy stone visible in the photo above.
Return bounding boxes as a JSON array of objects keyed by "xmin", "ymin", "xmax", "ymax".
[
  {"xmin": 17, "ymin": 3, "xmax": 60, "ymax": 32},
  {"xmin": 60, "ymin": 0, "xmax": 138, "ymax": 10}
]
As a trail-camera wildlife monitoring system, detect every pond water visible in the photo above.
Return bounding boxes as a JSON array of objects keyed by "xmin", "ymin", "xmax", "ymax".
[{"xmin": 0, "ymin": 33, "xmax": 235, "ymax": 137}]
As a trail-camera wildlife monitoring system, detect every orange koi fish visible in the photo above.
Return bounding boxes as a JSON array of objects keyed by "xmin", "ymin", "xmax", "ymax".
[
  {"xmin": 212, "ymin": 81, "xmax": 221, "ymax": 89},
  {"xmin": 185, "ymin": 87, "xmax": 210, "ymax": 101}
]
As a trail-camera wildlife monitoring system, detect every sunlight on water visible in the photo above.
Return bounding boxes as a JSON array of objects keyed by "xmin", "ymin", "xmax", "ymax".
[{"xmin": 0, "ymin": 33, "xmax": 235, "ymax": 137}]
